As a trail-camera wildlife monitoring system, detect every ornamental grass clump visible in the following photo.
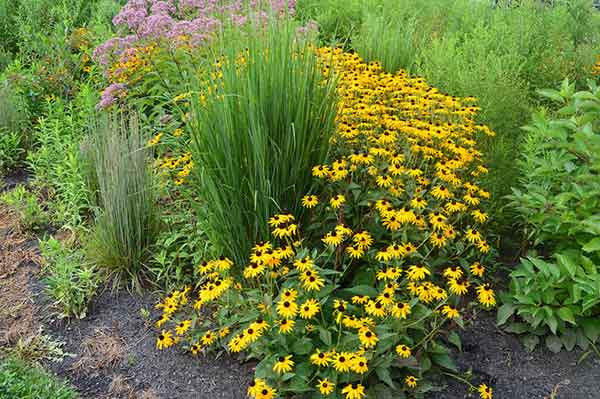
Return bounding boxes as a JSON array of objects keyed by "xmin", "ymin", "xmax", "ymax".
[
  {"xmin": 87, "ymin": 112, "xmax": 158, "ymax": 290},
  {"xmin": 185, "ymin": 22, "xmax": 338, "ymax": 264},
  {"xmin": 155, "ymin": 48, "xmax": 496, "ymax": 398}
]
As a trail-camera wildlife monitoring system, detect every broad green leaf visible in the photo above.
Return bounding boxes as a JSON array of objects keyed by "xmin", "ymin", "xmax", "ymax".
[
  {"xmin": 522, "ymin": 334, "xmax": 539, "ymax": 352},
  {"xmin": 496, "ymin": 304, "xmax": 515, "ymax": 326},
  {"xmin": 545, "ymin": 335, "xmax": 562, "ymax": 353},
  {"xmin": 582, "ymin": 238, "xmax": 600, "ymax": 253},
  {"xmin": 556, "ymin": 307, "xmax": 576, "ymax": 325},
  {"xmin": 448, "ymin": 332, "xmax": 462, "ymax": 351},
  {"xmin": 431, "ymin": 353, "xmax": 457, "ymax": 371},
  {"xmin": 375, "ymin": 367, "xmax": 395, "ymax": 389}
]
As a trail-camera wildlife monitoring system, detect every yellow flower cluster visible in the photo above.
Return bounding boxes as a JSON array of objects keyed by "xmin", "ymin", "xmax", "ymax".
[
  {"xmin": 593, "ymin": 55, "xmax": 600, "ymax": 76},
  {"xmin": 155, "ymin": 47, "xmax": 495, "ymax": 399},
  {"xmin": 108, "ymin": 45, "xmax": 156, "ymax": 85}
]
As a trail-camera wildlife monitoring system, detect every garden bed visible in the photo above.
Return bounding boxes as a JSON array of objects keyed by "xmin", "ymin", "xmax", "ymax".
[{"xmin": 1, "ymin": 178, "xmax": 599, "ymax": 399}]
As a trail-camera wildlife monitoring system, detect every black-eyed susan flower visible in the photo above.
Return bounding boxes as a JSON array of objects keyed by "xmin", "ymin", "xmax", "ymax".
[
  {"xmin": 390, "ymin": 301, "xmax": 411, "ymax": 319},
  {"xmin": 396, "ymin": 344, "xmax": 411, "ymax": 358},
  {"xmin": 310, "ymin": 349, "xmax": 330, "ymax": 367},
  {"xmin": 407, "ymin": 265, "xmax": 431, "ymax": 281},
  {"xmin": 365, "ymin": 300, "xmax": 386, "ymax": 318},
  {"xmin": 276, "ymin": 300, "xmax": 298, "ymax": 319},
  {"xmin": 273, "ymin": 355, "xmax": 294, "ymax": 374},
  {"xmin": 441, "ymin": 305, "xmax": 460, "ymax": 319},
  {"xmin": 405, "ymin": 375, "xmax": 418, "ymax": 388},
  {"xmin": 330, "ymin": 194, "xmax": 345, "ymax": 208},
  {"xmin": 478, "ymin": 384, "xmax": 493, "ymax": 399},
  {"xmin": 470, "ymin": 262, "xmax": 485, "ymax": 277},
  {"xmin": 350, "ymin": 355, "xmax": 369, "ymax": 374},
  {"xmin": 156, "ymin": 330, "xmax": 174, "ymax": 350},
  {"xmin": 322, "ymin": 230, "xmax": 344, "ymax": 247},
  {"xmin": 155, "ymin": 314, "xmax": 169, "ymax": 328},
  {"xmin": 351, "ymin": 295, "xmax": 369, "ymax": 305},
  {"xmin": 332, "ymin": 352, "xmax": 352, "ymax": 372},
  {"xmin": 175, "ymin": 319, "xmax": 192, "ymax": 335},
  {"xmin": 449, "ymin": 278, "xmax": 470, "ymax": 296},
  {"xmin": 477, "ymin": 284, "xmax": 496, "ymax": 307},
  {"xmin": 358, "ymin": 327, "xmax": 378, "ymax": 348},
  {"xmin": 341, "ymin": 383, "xmax": 365, "ymax": 399},
  {"xmin": 301, "ymin": 194, "xmax": 319, "ymax": 208},
  {"xmin": 247, "ymin": 378, "xmax": 267, "ymax": 397},
  {"xmin": 277, "ymin": 319, "xmax": 295, "ymax": 335},
  {"xmin": 299, "ymin": 299, "xmax": 320, "ymax": 319},
  {"xmin": 317, "ymin": 379, "xmax": 335, "ymax": 395}
]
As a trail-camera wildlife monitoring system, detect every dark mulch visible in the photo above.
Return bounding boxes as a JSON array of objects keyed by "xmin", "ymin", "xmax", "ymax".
[{"xmin": 430, "ymin": 312, "xmax": 600, "ymax": 399}]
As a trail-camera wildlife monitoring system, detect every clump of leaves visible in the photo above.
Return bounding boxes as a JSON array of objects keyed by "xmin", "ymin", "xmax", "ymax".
[
  {"xmin": 501, "ymin": 79, "xmax": 600, "ymax": 353},
  {"xmin": 0, "ymin": 185, "xmax": 48, "ymax": 232}
]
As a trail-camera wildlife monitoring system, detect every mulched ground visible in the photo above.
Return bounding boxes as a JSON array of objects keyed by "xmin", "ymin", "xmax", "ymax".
[{"xmin": 1, "ymin": 172, "xmax": 600, "ymax": 399}]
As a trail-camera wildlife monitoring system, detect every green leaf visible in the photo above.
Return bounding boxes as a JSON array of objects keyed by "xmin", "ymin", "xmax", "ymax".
[
  {"xmin": 556, "ymin": 307, "xmax": 576, "ymax": 325},
  {"xmin": 431, "ymin": 353, "xmax": 457, "ymax": 371},
  {"xmin": 292, "ymin": 337, "xmax": 313, "ymax": 355},
  {"xmin": 341, "ymin": 285, "xmax": 379, "ymax": 297},
  {"xmin": 546, "ymin": 314, "xmax": 558, "ymax": 335},
  {"xmin": 319, "ymin": 327, "xmax": 332, "ymax": 347},
  {"xmin": 375, "ymin": 367, "xmax": 395, "ymax": 389},
  {"xmin": 561, "ymin": 330, "xmax": 577, "ymax": 351},
  {"xmin": 522, "ymin": 334, "xmax": 539, "ymax": 352},
  {"xmin": 581, "ymin": 319, "xmax": 600, "ymax": 343},
  {"xmin": 504, "ymin": 322, "xmax": 530, "ymax": 334},
  {"xmin": 546, "ymin": 335, "xmax": 562, "ymax": 353},
  {"xmin": 448, "ymin": 331, "xmax": 462, "ymax": 351},
  {"xmin": 496, "ymin": 304, "xmax": 515, "ymax": 326},
  {"xmin": 537, "ymin": 88, "xmax": 564, "ymax": 102},
  {"xmin": 582, "ymin": 238, "xmax": 600, "ymax": 253}
]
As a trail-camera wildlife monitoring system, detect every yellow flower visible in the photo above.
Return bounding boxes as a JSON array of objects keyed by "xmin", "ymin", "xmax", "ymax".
[
  {"xmin": 330, "ymin": 194, "xmax": 346, "ymax": 208},
  {"xmin": 332, "ymin": 352, "xmax": 352, "ymax": 372},
  {"xmin": 396, "ymin": 344, "xmax": 411, "ymax": 358},
  {"xmin": 441, "ymin": 305, "xmax": 460, "ymax": 319},
  {"xmin": 407, "ymin": 265, "xmax": 431, "ymax": 281},
  {"xmin": 273, "ymin": 355, "xmax": 294, "ymax": 374},
  {"xmin": 310, "ymin": 349, "xmax": 331, "ymax": 367},
  {"xmin": 156, "ymin": 330, "xmax": 174, "ymax": 350},
  {"xmin": 278, "ymin": 319, "xmax": 295, "ymax": 334},
  {"xmin": 443, "ymin": 266, "xmax": 463, "ymax": 280},
  {"xmin": 448, "ymin": 278, "xmax": 470, "ymax": 296},
  {"xmin": 317, "ymin": 379, "xmax": 335, "ymax": 395},
  {"xmin": 470, "ymin": 262, "xmax": 485, "ymax": 277},
  {"xmin": 322, "ymin": 230, "xmax": 345, "ymax": 247},
  {"xmin": 478, "ymin": 384, "xmax": 493, "ymax": 399},
  {"xmin": 301, "ymin": 194, "xmax": 319, "ymax": 208},
  {"xmin": 276, "ymin": 299, "xmax": 298, "ymax": 319},
  {"xmin": 389, "ymin": 301, "xmax": 411, "ymax": 319},
  {"xmin": 350, "ymin": 355, "xmax": 369, "ymax": 374},
  {"xmin": 175, "ymin": 319, "xmax": 192, "ymax": 335},
  {"xmin": 299, "ymin": 298, "xmax": 320, "ymax": 319},
  {"xmin": 477, "ymin": 284, "xmax": 496, "ymax": 307},
  {"xmin": 341, "ymin": 383, "xmax": 365, "ymax": 399},
  {"xmin": 405, "ymin": 375, "xmax": 418, "ymax": 388},
  {"xmin": 201, "ymin": 331, "xmax": 216, "ymax": 346},
  {"xmin": 358, "ymin": 327, "xmax": 378, "ymax": 348},
  {"xmin": 155, "ymin": 314, "xmax": 169, "ymax": 328}
]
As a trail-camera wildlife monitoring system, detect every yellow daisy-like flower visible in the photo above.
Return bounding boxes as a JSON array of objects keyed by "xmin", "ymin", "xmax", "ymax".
[
  {"xmin": 350, "ymin": 355, "xmax": 369, "ymax": 374},
  {"xmin": 322, "ymin": 230, "xmax": 345, "ymax": 247},
  {"xmin": 301, "ymin": 194, "xmax": 319, "ymax": 208},
  {"xmin": 317, "ymin": 379, "xmax": 335, "ymax": 395},
  {"xmin": 410, "ymin": 196, "xmax": 427, "ymax": 209},
  {"xmin": 201, "ymin": 331, "xmax": 216, "ymax": 346},
  {"xmin": 310, "ymin": 349, "xmax": 330, "ymax": 367},
  {"xmin": 155, "ymin": 314, "xmax": 169, "ymax": 328},
  {"xmin": 276, "ymin": 299, "xmax": 298, "ymax": 319},
  {"xmin": 396, "ymin": 344, "xmax": 411, "ymax": 358},
  {"xmin": 351, "ymin": 295, "xmax": 369, "ymax": 305},
  {"xmin": 330, "ymin": 194, "xmax": 346, "ymax": 208},
  {"xmin": 277, "ymin": 319, "xmax": 295, "ymax": 334},
  {"xmin": 174, "ymin": 320, "xmax": 192, "ymax": 336},
  {"xmin": 190, "ymin": 343, "xmax": 201, "ymax": 355},
  {"xmin": 390, "ymin": 301, "xmax": 411, "ymax": 319},
  {"xmin": 358, "ymin": 327, "xmax": 379, "ymax": 348},
  {"xmin": 407, "ymin": 265, "xmax": 431, "ymax": 281},
  {"xmin": 477, "ymin": 284, "xmax": 496, "ymax": 307},
  {"xmin": 312, "ymin": 164, "xmax": 330, "ymax": 178},
  {"xmin": 470, "ymin": 262, "xmax": 485, "ymax": 277},
  {"xmin": 448, "ymin": 278, "xmax": 470, "ymax": 296},
  {"xmin": 441, "ymin": 305, "xmax": 460, "ymax": 319},
  {"xmin": 293, "ymin": 257, "xmax": 314, "ymax": 271},
  {"xmin": 247, "ymin": 378, "xmax": 267, "ymax": 398},
  {"xmin": 341, "ymin": 383, "xmax": 366, "ymax": 399},
  {"xmin": 332, "ymin": 352, "xmax": 352, "ymax": 373},
  {"xmin": 156, "ymin": 330, "xmax": 174, "ymax": 350},
  {"xmin": 443, "ymin": 266, "xmax": 463, "ymax": 280},
  {"xmin": 299, "ymin": 298, "xmax": 320, "ymax": 319},
  {"xmin": 273, "ymin": 355, "xmax": 294, "ymax": 374},
  {"xmin": 431, "ymin": 185, "xmax": 452, "ymax": 200},
  {"xmin": 405, "ymin": 375, "xmax": 418, "ymax": 388},
  {"xmin": 478, "ymin": 384, "xmax": 493, "ymax": 399},
  {"xmin": 471, "ymin": 209, "xmax": 488, "ymax": 223}
]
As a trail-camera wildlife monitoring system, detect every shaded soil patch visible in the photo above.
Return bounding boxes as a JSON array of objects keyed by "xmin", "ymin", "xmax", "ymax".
[{"xmin": 432, "ymin": 312, "xmax": 600, "ymax": 399}]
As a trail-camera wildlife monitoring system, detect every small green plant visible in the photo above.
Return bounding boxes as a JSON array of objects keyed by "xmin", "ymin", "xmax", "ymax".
[
  {"xmin": 87, "ymin": 112, "xmax": 158, "ymax": 290},
  {"xmin": 0, "ymin": 356, "xmax": 78, "ymax": 399},
  {"xmin": 0, "ymin": 131, "xmax": 25, "ymax": 174},
  {"xmin": 0, "ymin": 82, "xmax": 28, "ymax": 173},
  {"xmin": 0, "ymin": 185, "xmax": 47, "ymax": 231},
  {"xmin": 9, "ymin": 329, "xmax": 72, "ymax": 364},
  {"xmin": 40, "ymin": 237, "xmax": 99, "ymax": 319},
  {"xmin": 501, "ymin": 79, "xmax": 600, "ymax": 352}
]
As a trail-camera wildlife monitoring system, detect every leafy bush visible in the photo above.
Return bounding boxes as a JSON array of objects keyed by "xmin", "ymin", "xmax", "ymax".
[
  {"xmin": 86, "ymin": 112, "xmax": 158, "ymax": 289},
  {"xmin": 155, "ymin": 48, "xmax": 496, "ymax": 398},
  {"xmin": 0, "ymin": 356, "xmax": 77, "ymax": 399},
  {"xmin": 0, "ymin": 185, "xmax": 48, "ymax": 231},
  {"xmin": 0, "ymin": 82, "xmax": 29, "ymax": 173},
  {"xmin": 27, "ymin": 87, "xmax": 97, "ymax": 228},
  {"xmin": 185, "ymin": 22, "xmax": 338, "ymax": 264},
  {"xmin": 296, "ymin": 0, "xmax": 363, "ymax": 45},
  {"xmin": 500, "ymin": 79, "xmax": 600, "ymax": 352},
  {"xmin": 40, "ymin": 237, "xmax": 99, "ymax": 319}
]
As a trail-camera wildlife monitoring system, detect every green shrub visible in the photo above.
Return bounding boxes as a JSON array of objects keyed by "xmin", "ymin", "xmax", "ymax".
[
  {"xmin": 186, "ymin": 21, "xmax": 338, "ymax": 264},
  {"xmin": 0, "ymin": 82, "xmax": 29, "ymax": 173},
  {"xmin": 499, "ymin": 79, "xmax": 600, "ymax": 352},
  {"xmin": 0, "ymin": 185, "xmax": 48, "ymax": 231},
  {"xmin": 27, "ymin": 90, "xmax": 96, "ymax": 228},
  {"xmin": 87, "ymin": 112, "xmax": 158, "ymax": 290},
  {"xmin": 40, "ymin": 237, "xmax": 99, "ymax": 319},
  {"xmin": 295, "ymin": 0, "xmax": 363, "ymax": 45},
  {"xmin": 0, "ymin": 356, "xmax": 77, "ymax": 399}
]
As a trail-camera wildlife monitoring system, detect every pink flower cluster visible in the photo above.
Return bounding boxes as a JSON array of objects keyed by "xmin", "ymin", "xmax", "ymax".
[{"xmin": 94, "ymin": 0, "xmax": 296, "ymax": 66}]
